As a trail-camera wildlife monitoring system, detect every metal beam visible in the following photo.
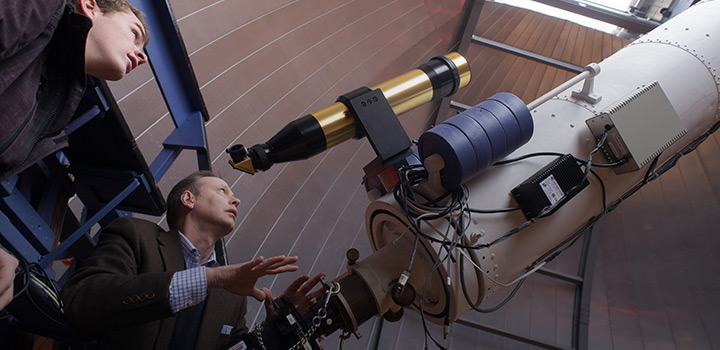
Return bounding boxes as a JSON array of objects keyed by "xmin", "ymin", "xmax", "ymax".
[
  {"xmin": 532, "ymin": 0, "xmax": 659, "ymax": 34},
  {"xmin": 39, "ymin": 178, "xmax": 141, "ymax": 267},
  {"xmin": 456, "ymin": 318, "xmax": 573, "ymax": 350},
  {"xmin": 472, "ymin": 35, "xmax": 584, "ymax": 73}
]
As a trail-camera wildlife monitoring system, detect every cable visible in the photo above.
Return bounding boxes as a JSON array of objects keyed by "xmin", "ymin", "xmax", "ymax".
[
  {"xmin": 459, "ymin": 254, "xmax": 528, "ymax": 313},
  {"xmin": 423, "ymin": 131, "xmax": 610, "ymax": 319},
  {"xmin": 496, "ymin": 151, "xmax": 625, "ymax": 169},
  {"xmin": 418, "ymin": 230, "xmax": 450, "ymax": 349},
  {"xmin": 393, "ymin": 165, "xmax": 469, "ymax": 349},
  {"xmin": 458, "ymin": 249, "xmax": 545, "ymax": 288},
  {"xmin": 393, "ymin": 118, "xmax": 720, "ymax": 337},
  {"xmin": 589, "ymin": 168, "xmax": 607, "ymax": 210},
  {"xmin": 604, "ymin": 119, "xmax": 720, "ymax": 214},
  {"xmin": 459, "ymin": 118, "xmax": 720, "ymax": 314},
  {"xmin": 467, "ymin": 129, "xmax": 610, "ymax": 251},
  {"xmin": 389, "ymin": 129, "xmax": 617, "ymax": 343},
  {"xmin": 467, "ymin": 206, "xmax": 521, "ymax": 214},
  {"xmin": 417, "ymin": 214, "xmax": 466, "ymax": 350},
  {"xmin": 494, "ymin": 152, "xmax": 565, "ymax": 165}
]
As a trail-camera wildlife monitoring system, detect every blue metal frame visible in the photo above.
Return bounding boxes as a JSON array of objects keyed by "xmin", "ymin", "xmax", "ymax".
[
  {"xmin": 0, "ymin": 177, "xmax": 56, "ymax": 260},
  {"xmin": 38, "ymin": 178, "xmax": 141, "ymax": 267},
  {"xmin": 132, "ymin": 0, "xmax": 212, "ymax": 173},
  {"xmin": 133, "ymin": 0, "xmax": 226, "ymax": 264}
]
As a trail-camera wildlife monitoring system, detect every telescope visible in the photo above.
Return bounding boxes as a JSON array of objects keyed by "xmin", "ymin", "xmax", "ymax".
[
  {"xmin": 222, "ymin": 1, "xmax": 720, "ymax": 346},
  {"xmin": 227, "ymin": 53, "xmax": 471, "ymax": 174}
]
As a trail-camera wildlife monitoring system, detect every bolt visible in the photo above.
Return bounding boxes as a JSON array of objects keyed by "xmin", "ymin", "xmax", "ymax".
[{"xmin": 346, "ymin": 248, "xmax": 360, "ymax": 265}]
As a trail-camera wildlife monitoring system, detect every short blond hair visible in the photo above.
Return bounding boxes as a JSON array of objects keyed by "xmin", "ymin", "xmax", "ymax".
[{"xmin": 71, "ymin": 0, "xmax": 150, "ymax": 47}]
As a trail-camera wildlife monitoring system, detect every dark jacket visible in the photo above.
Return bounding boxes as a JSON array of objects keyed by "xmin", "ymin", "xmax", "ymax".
[
  {"xmin": 60, "ymin": 217, "xmax": 249, "ymax": 350},
  {"xmin": 0, "ymin": 0, "xmax": 90, "ymax": 181}
]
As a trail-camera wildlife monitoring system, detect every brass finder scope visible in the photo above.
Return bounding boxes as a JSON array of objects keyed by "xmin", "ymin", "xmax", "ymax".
[{"xmin": 227, "ymin": 52, "xmax": 471, "ymax": 174}]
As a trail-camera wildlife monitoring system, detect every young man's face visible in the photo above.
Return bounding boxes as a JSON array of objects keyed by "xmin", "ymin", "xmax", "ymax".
[
  {"xmin": 189, "ymin": 177, "xmax": 241, "ymax": 235},
  {"xmin": 81, "ymin": 2, "xmax": 147, "ymax": 81}
]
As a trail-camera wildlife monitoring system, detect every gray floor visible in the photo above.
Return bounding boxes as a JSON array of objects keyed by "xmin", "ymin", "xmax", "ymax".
[{"xmin": 587, "ymin": 132, "xmax": 720, "ymax": 350}]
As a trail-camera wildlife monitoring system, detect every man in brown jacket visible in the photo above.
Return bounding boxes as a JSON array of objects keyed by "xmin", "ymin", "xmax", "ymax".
[{"xmin": 61, "ymin": 171, "xmax": 323, "ymax": 349}]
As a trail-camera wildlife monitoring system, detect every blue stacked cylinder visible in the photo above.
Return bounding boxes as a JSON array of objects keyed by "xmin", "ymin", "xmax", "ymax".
[{"xmin": 418, "ymin": 92, "xmax": 534, "ymax": 189}]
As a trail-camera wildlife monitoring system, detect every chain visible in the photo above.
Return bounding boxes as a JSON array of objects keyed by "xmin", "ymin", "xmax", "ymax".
[
  {"xmin": 289, "ymin": 277, "xmax": 341, "ymax": 350},
  {"xmin": 253, "ymin": 324, "xmax": 266, "ymax": 350},
  {"xmin": 252, "ymin": 277, "xmax": 341, "ymax": 350}
]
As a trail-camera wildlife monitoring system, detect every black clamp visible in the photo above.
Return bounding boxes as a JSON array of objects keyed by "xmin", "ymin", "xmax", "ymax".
[{"xmin": 336, "ymin": 87, "xmax": 412, "ymax": 167}]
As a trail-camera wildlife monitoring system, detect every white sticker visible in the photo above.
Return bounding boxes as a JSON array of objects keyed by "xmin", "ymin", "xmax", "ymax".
[
  {"xmin": 540, "ymin": 174, "xmax": 564, "ymax": 205},
  {"xmin": 221, "ymin": 324, "xmax": 234, "ymax": 335}
]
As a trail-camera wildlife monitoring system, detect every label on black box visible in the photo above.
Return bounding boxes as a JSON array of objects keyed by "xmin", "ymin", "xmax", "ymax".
[{"xmin": 540, "ymin": 174, "xmax": 564, "ymax": 205}]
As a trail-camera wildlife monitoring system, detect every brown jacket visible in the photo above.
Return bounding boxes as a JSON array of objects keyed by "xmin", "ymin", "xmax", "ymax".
[{"xmin": 60, "ymin": 217, "xmax": 248, "ymax": 349}]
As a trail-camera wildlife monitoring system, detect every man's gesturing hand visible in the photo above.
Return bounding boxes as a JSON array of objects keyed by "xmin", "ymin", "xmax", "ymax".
[
  {"xmin": 263, "ymin": 272, "xmax": 325, "ymax": 317},
  {"xmin": 206, "ymin": 255, "xmax": 299, "ymax": 301}
]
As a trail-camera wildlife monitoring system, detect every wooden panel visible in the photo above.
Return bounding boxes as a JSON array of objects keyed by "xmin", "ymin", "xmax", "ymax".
[
  {"xmin": 520, "ymin": 60, "xmax": 547, "ymax": 103},
  {"xmin": 560, "ymin": 23, "xmax": 581, "ymax": 64},
  {"xmin": 572, "ymin": 25, "xmax": 590, "ymax": 66},
  {"xmin": 540, "ymin": 19, "xmax": 567, "ymax": 58},
  {"xmin": 551, "ymin": 21, "xmax": 574, "ymax": 60},
  {"xmin": 476, "ymin": 2, "xmax": 514, "ymax": 38}
]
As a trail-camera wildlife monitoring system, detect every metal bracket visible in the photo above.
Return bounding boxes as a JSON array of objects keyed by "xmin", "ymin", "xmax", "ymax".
[
  {"xmin": 338, "ymin": 88, "xmax": 413, "ymax": 168},
  {"xmin": 571, "ymin": 63, "xmax": 602, "ymax": 105}
]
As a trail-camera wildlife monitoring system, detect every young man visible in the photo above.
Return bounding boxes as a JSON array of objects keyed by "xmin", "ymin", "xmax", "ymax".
[
  {"xmin": 0, "ymin": 0, "xmax": 149, "ymax": 181},
  {"xmin": 60, "ymin": 171, "xmax": 324, "ymax": 349}
]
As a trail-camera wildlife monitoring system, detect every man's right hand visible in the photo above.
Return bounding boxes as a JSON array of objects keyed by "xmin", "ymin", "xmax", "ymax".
[{"xmin": 206, "ymin": 255, "xmax": 298, "ymax": 301}]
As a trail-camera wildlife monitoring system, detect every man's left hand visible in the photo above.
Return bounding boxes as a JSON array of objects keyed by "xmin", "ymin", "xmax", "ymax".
[{"xmin": 263, "ymin": 272, "xmax": 326, "ymax": 317}]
